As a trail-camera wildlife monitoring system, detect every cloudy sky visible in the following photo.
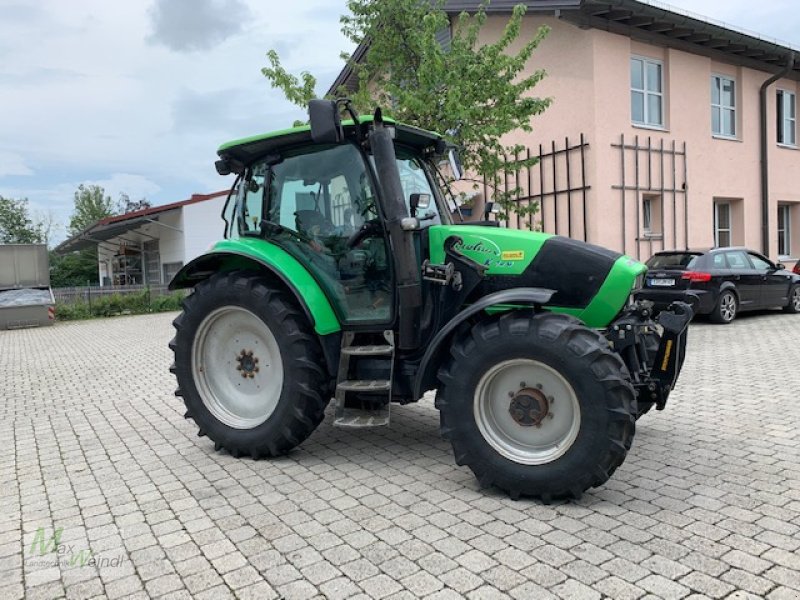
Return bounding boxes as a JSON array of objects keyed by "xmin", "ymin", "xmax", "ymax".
[{"xmin": 0, "ymin": 0, "xmax": 797, "ymax": 244}]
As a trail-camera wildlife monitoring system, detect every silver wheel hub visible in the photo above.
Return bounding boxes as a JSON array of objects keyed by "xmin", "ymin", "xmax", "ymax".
[
  {"xmin": 474, "ymin": 359, "xmax": 581, "ymax": 465},
  {"xmin": 721, "ymin": 294, "xmax": 736, "ymax": 321},
  {"xmin": 192, "ymin": 306, "xmax": 283, "ymax": 429},
  {"xmin": 793, "ymin": 288, "xmax": 800, "ymax": 311}
]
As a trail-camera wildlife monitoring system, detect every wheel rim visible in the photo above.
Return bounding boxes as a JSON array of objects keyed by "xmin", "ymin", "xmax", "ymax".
[
  {"xmin": 792, "ymin": 288, "xmax": 800, "ymax": 311},
  {"xmin": 192, "ymin": 306, "xmax": 283, "ymax": 429},
  {"xmin": 720, "ymin": 293, "xmax": 736, "ymax": 322},
  {"xmin": 473, "ymin": 359, "xmax": 581, "ymax": 465}
]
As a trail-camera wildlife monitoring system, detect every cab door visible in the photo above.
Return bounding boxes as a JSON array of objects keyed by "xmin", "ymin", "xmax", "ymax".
[{"xmin": 265, "ymin": 143, "xmax": 394, "ymax": 325}]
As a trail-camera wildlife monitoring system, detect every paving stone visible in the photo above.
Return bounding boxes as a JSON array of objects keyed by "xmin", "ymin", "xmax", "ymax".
[{"xmin": 4, "ymin": 312, "xmax": 800, "ymax": 600}]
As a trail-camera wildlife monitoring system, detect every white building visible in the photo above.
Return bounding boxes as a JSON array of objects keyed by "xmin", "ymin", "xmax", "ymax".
[{"xmin": 57, "ymin": 191, "xmax": 228, "ymax": 286}]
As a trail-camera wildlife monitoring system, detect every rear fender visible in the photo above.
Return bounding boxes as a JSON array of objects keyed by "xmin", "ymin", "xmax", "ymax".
[
  {"xmin": 412, "ymin": 287, "xmax": 555, "ymax": 401},
  {"xmin": 170, "ymin": 250, "xmax": 338, "ymax": 332}
]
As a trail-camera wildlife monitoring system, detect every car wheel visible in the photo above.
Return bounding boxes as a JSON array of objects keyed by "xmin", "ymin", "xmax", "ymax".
[
  {"xmin": 710, "ymin": 290, "xmax": 737, "ymax": 324},
  {"xmin": 784, "ymin": 284, "xmax": 800, "ymax": 314}
]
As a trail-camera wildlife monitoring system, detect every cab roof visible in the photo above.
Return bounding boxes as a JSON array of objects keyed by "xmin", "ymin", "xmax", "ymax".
[{"xmin": 217, "ymin": 115, "xmax": 444, "ymax": 166}]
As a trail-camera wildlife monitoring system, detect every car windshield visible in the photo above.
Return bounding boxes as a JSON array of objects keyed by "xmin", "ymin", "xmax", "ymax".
[{"xmin": 646, "ymin": 253, "xmax": 699, "ymax": 270}]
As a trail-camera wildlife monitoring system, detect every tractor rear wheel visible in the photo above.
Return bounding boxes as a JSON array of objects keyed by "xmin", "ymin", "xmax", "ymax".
[
  {"xmin": 170, "ymin": 272, "xmax": 328, "ymax": 459},
  {"xmin": 436, "ymin": 312, "xmax": 636, "ymax": 502}
]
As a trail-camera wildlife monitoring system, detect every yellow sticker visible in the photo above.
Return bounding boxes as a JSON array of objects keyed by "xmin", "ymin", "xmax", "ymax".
[{"xmin": 501, "ymin": 250, "xmax": 525, "ymax": 261}]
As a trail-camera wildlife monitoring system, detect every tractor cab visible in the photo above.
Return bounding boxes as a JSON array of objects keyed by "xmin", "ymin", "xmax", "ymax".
[{"xmin": 217, "ymin": 113, "xmax": 449, "ymax": 326}]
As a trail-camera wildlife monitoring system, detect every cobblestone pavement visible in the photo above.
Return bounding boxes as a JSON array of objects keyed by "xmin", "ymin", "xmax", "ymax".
[{"xmin": 1, "ymin": 310, "xmax": 800, "ymax": 600}]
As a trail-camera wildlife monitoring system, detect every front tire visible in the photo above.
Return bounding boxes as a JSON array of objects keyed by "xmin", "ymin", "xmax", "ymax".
[
  {"xmin": 170, "ymin": 272, "xmax": 328, "ymax": 459},
  {"xmin": 436, "ymin": 312, "xmax": 636, "ymax": 502},
  {"xmin": 710, "ymin": 290, "xmax": 737, "ymax": 324},
  {"xmin": 784, "ymin": 284, "xmax": 800, "ymax": 314}
]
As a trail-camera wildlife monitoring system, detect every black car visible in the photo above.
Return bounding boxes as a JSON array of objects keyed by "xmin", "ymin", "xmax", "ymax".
[{"xmin": 637, "ymin": 248, "xmax": 800, "ymax": 324}]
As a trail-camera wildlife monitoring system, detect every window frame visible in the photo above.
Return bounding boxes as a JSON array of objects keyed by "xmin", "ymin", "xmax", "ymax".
[
  {"xmin": 777, "ymin": 89, "xmax": 797, "ymax": 147},
  {"xmin": 711, "ymin": 74, "xmax": 737, "ymax": 139},
  {"xmin": 714, "ymin": 201, "xmax": 732, "ymax": 248},
  {"xmin": 630, "ymin": 56, "xmax": 665, "ymax": 129},
  {"xmin": 778, "ymin": 203, "xmax": 791, "ymax": 257}
]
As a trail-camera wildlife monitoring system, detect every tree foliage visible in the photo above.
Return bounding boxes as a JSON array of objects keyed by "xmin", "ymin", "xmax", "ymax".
[
  {"xmin": 117, "ymin": 193, "xmax": 151, "ymax": 215},
  {"xmin": 69, "ymin": 184, "xmax": 115, "ymax": 235},
  {"xmin": 49, "ymin": 250, "xmax": 99, "ymax": 287},
  {"xmin": 0, "ymin": 196, "xmax": 44, "ymax": 244},
  {"xmin": 262, "ymin": 0, "xmax": 551, "ymax": 218}
]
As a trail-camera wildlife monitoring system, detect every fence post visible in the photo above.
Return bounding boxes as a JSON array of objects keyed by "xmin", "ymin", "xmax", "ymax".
[{"xmin": 86, "ymin": 281, "xmax": 92, "ymax": 316}]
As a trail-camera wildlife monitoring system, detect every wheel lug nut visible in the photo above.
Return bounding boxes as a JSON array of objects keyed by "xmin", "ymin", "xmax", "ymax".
[
  {"xmin": 508, "ymin": 391, "xmax": 515, "ymax": 398},
  {"xmin": 547, "ymin": 413, "xmax": 554, "ymax": 419},
  {"xmin": 520, "ymin": 382, "xmax": 526, "ymax": 388},
  {"xmin": 536, "ymin": 383, "xmax": 543, "ymax": 389}
]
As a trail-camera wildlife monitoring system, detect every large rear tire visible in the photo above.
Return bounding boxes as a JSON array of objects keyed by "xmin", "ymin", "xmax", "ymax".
[
  {"xmin": 170, "ymin": 272, "xmax": 328, "ymax": 458},
  {"xmin": 436, "ymin": 312, "xmax": 636, "ymax": 502}
]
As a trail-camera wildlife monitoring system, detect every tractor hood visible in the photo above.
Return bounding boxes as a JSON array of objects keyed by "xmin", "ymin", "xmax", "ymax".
[{"xmin": 428, "ymin": 225, "xmax": 646, "ymax": 328}]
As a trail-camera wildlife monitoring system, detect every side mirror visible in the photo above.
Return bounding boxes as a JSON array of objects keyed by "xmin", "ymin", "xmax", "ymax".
[
  {"xmin": 448, "ymin": 148, "xmax": 463, "ymax": 181},
  {"xmin": 409, "ymin": 193, "xmax": 431, "ymax": 217},
  {"xmin": 308, "ymin": 99, "xmax": 342, "ymax": 144},
  {"xmin": 776, "ymin": 263, "xmax": 786, "ymax": 271}
]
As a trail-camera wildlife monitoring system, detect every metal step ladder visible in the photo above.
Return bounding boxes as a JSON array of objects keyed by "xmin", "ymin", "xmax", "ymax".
[{"xmin": 334, "ymin": 331, "xmax": 394, "ymax": 428}]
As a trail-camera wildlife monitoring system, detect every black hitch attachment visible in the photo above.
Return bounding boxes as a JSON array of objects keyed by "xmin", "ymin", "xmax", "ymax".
[
  {"xmin": 649, "ymin": 301, "xmax": 693, "ymax": 405},
  {"xmin": 606, "ymin": 300, "xmax": 693, "ymax": 411}
]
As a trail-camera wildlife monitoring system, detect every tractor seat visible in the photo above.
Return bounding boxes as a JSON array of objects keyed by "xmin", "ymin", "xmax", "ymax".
[{"xmin": 295, "ymin": 210, "xmax": 334, "ymax": 236}]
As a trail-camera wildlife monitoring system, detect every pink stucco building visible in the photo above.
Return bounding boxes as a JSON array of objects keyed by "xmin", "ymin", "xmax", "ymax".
[{"xmin": 330, "ymin": 0, "xmax": 800, "ymax": 267}]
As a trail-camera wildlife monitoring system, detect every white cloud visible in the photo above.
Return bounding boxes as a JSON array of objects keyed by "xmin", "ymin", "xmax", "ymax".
[
  {"xmin": 82, "ymin": 173, "xmax": 162, "ymax": 203},
  {"xmin": 146, "ymin": 0, "xmax": 252, "ymax": 52},
  {"xmin": 0, "ymin": 152, "xmax": 33, "ymax": 177}
]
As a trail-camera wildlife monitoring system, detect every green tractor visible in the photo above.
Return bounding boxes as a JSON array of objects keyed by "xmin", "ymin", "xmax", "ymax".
[{"xmin": 169, "ymin": 100, "xmax": 692, "ymax": 501}]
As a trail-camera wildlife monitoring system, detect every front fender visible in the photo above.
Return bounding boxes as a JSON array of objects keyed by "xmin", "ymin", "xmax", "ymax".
[
  {"xmin": 169, "ymin": 239, "xmax": 341, "ymax": 336},
  {"xmin": 412, "ymin": 287, "xmax": 555, "ymax": 401}
]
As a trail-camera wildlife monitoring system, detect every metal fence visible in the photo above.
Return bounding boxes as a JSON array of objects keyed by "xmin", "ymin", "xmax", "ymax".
[
  {"xmin": 52, "ymin": 284, "xmax": 174, "ymax": 304},
  {"xmin": 485, "ymin": 135, "xmax": 591, "ymax": 241}
]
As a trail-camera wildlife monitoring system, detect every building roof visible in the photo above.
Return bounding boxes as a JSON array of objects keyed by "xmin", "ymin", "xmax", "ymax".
[
  {"xmin": 328, "ymin": 0, "xmax": 799, "ymax": 96},
  {"xmin": 55, "ymin": 190, "xmax": 229, "ymax": 254}
]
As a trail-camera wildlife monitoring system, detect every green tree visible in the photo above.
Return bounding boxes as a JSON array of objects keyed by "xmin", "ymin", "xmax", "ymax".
[
  {"xmin": 116, "ymin": 193, "xmax": 151, "ymax": 215},
  {"xmin": 49, "ymin": 250, "xmax": 99, "ymax": 287},
  {"xmin": 262, "ymin": 0, "xmax": 551, "ymax": 218},
  {"xmin": 69, "ymin": 184, "xmax": 114, "ymax": 234},
  {"xmin": 0, "ymin": 196, "xmax": 44, "ymax": 243}
]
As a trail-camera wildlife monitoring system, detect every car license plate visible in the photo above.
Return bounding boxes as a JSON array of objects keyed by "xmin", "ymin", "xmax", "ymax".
[{"xmin": 649, "ymin": 278, "xmax": 675, "ymax": 287}]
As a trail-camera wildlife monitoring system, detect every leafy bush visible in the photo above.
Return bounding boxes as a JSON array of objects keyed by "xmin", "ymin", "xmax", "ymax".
[{"xmin": 55, "ymin": 290, "xmax": 186, "ymax": 321}]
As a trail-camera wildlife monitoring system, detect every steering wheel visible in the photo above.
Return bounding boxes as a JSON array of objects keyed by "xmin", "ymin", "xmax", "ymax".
[{"xmin": 346, "ymin": 218, "xmax": 381, "ymax": 248}]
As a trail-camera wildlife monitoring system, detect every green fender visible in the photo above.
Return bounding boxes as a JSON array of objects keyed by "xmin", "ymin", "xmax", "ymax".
[{"xmin": 168, "ymin": 238, "xmax": 341, "ymax": 336}]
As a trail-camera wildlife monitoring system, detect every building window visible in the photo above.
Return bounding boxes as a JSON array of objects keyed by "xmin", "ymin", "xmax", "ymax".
[
  {"xmin": 778, "ymin": 204, "xmax": 791, "ymax": 257},
  {"xmin": 631, "ymin": 57, "xmax": 664, "ymax": 127},
  {"xmin": 711, "ymin": 75, "xmax": 736, "ymax": 137},
  {"xmin": 714, "ymin": 201, "xmax": 731, "ymax": 247},
  {"xmin": 162, "ymin": 262, "xmax": 183, "ymax": 284},
  {"xmin": 777, "ymin": 90, "xmax": 796, "ymax": 146},
  {"xmin": 642, "ymin": 194, "xmax": 662, "ymax": 236}
]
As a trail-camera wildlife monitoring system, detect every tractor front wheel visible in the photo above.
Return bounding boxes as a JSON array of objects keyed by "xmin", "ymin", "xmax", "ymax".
[
  {"xmin": 170, "ymin": 272, "xmax": 328, "ymax": 459},
  {"xmin": 436, "ymin": 312, "xmax": 636, "ymax": 502}
]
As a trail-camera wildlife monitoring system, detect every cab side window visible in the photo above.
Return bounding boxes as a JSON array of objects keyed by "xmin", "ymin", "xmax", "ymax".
[{"xmin": 266, "ymin": 143, "xmax": 391, "ymax": 323}]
